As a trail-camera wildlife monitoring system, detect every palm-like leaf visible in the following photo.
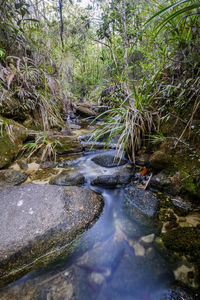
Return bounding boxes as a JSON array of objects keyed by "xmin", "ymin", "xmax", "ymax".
[{"xmin": 145, "ymin": 0, "xmax": 200, "ymax": 36}]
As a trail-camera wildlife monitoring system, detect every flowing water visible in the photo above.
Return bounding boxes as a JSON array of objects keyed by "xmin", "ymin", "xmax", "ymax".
[{"xmin": 0, "ymin": 150, "xmax": 194, "ymax": 300}]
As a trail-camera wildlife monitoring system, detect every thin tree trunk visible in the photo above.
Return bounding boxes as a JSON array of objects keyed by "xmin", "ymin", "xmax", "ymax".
[
  {"xmin": 59, "ymin": 0, "xmax": 64, "ymax": 49},
  {"xmin": 121, "ymin": 0, "xmax": 128, "ymax": 80}
]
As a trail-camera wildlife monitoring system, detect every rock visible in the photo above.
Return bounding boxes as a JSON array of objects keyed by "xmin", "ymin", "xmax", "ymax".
[
  {"xmin": 60, "ymin": 124, "xmax": 73, "ymax": 136},
  {"xmin": 76, "ymin": 105, "xmax": 96, "ymax": 117},
  {"xmin": 69, "ymin": 123, "xmax": 81, "ymax": 130},
  {"xmin": 150, "ymin": 171, "xmax": 179, "ymax": 195},
  {"xmin": 158, "ymin": 286, "xmax": 196, "ymax": 300},
  {"xmin": 135, "ymin": 153, "xmax": 150, "ymax": 166},
  {"xmin": 92, "ymin": 153, "xmax": 127, "ymax": 168},
  {"xmin": 0, "ymin": 169, "xmax": 27, "ymax": 186},
  {"xmin": 150, "ymin": 151, "xmax": 170, "ymax": 170},
  {"xmin": 172, "ymin": 196, "xmax": 192, "ymax": 211},
  {"xmin": 49, "ymin": 169, "xmax": 85, "ymax": 186},
  {"xmin": 82, "ymin": 141, "xmax": 116, "ymax": 152},
  {"xmin": 47, "ymin": 133, "xmax": 82, "ymax": 154},
  {"xmin": 122, "ymin": 185, "xmax": 158, "ymax": 230},
  {"xmin": 140, "ymin": 234, "xmax": 155, "ymax": 244},
  {"xmin": 161, "ymin": 227, "xmax": 200, "ymax": 289},
  {"xmin": 0, "ymin": 117, "xmax": 28, "ymax": 169},
  {"xmin": 0, "ymin": 184, "xmax": 104, "ymax": 278},
  {"xmin": 174, "ymin": 264, "xmax": 197, "ymax": 289},
  {"xmin": 131, "ymin": 242, "xmax": 145, "ymax": 256},
  {"xmin": 91, "ymin": 165, "xmax": 133, "ymax": 187},
  {"xmin": 88, "ymin": 272, "xmax": 105, "ymax": 286},
  {"xmin": 77, "ymin": 236, "xmax": 124, "ymax": 271}
]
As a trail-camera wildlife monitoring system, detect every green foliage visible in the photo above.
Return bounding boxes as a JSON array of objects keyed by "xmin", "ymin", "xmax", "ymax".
[{"xmin": 22, "ymin": 133, "xmax": 62, "ymax": 161}]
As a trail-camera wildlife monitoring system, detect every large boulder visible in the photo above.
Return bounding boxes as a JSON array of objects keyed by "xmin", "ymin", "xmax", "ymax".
[
  {"xmin": 0, "ymin": 184, "xmax": 104, "ymax": 279},
  {"xmin": 0, "ymin": 117, "xmax": 27, "ymax": 169}
]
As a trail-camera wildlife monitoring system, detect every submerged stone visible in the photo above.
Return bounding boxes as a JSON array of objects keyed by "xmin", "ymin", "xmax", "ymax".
[
  {"xmin": 122, "ymin": 185, "xmax": 158, "ymax": 231},
  {"xmin": 0, "ymin": 184, "xmax": 104, "ymax": 280}
]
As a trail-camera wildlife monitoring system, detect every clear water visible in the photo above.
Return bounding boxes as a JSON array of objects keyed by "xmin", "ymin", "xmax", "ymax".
[{"xmin": 0, "ymin": 151, "xmax": 182, "ymax": 300}]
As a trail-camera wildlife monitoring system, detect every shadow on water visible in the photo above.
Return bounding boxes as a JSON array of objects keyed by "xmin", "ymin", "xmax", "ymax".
[{"xmin": 0, "ymin": 151, "xmax": 196, "ymax": 300}]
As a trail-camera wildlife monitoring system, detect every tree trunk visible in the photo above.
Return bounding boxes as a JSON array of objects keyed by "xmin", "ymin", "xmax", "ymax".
[
  {"xmin": 121, "ymin": 0, "xmax": 128, "ymax": 80},
  {"xmin": 59, "ymin": 0, "xmax": 64, "ymax": 49}
]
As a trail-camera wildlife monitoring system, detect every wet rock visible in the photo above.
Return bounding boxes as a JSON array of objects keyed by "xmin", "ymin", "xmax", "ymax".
[
  {"xmin": 135, "ymin": 153, "xmax": 150, "ymax": 166},
  {"xmin": 0, "ymin": 184, "xmax": 104, "ymax": 279},
  {"xmin": 49, "ymin": 169, "xmax": 85, "ymax": 186},
  {"xmin": 172, "ymin": 196, "xmax": 192, "ymax": 211},
  {"xmin": 150, "ymin": 151, "xmax": 170, "ymax": 170},
  {"xmin": 92, "ymin": 153, "xmax": 127, "ymax": 168},
  {"xmin": 60, "ymin": 124, "xmax": 73, "ymax": 136},
  {"xmin": 150, "ymin": 171, "xmax": 179, "ymax": 195},
  {"xmin": 140, "ymin": 234, "xmax": 155, "ymax": 244},
  {"xmin": 0, "ymin": 169, "xmax": 27, "ymax": 186},
  {"xmin": 69, "ymin": 123, "xmax": 81, "ymax": 130},
  {"xmin": 82, "ymin": 141, "xmax": 116, "ymax": 152},
  {"xmin": 91, "ymin": 165, "xmax": 133, "ymax": 187},
  {"xmin": 158, "ymin": 286, "xmax": 196, "ymax": 300},
  {"xmin": 77, "ymin": 236, "xmax": 124, "ymax": 271},
  {"xmin": 174, "ymin": 264, "xmax": 197, "ymax": 289},
  {"xmin": 123, "ymin": 185, "xmax": 158, "ymax": 230},
  {"xmin": 76, "ymin": 105, "xmax": 96, "ymax": 117},
  {"xmin": 0, "ymin": 117, "xmax": 28, "ymax": 169},
  {"xmin": 88, "ymin": 272, "xmax": 105, "ymax": 286},
  {"xmin": 131, "ymin": 242, "xmax": 145, "ymax": 256}
]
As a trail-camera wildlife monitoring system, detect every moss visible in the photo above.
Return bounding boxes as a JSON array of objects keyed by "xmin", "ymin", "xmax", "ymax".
[
  {"xmin": 0, "ymin": 132, "xmax": 19, "ymax": 168},
  {"xmin": 162, "ymin": 227, "xmax": 200, "ymax": 267},
  {"xmin": 181, "ymin": 171, "xmax": 198, "ymax": 196}
]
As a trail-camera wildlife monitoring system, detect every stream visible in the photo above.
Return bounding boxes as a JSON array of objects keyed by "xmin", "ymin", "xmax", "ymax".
[{"xmin": 0, "ymin": 148, "xmax": 196, "ymax": 299}]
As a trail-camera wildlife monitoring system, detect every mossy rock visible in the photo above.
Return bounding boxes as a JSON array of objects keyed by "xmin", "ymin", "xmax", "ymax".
[
  {"xmin": 162, "ymin": 227, "xmax": 200, "ymax": 267},
  {"xmin": 0, "ymin": 116, "xmax": 28, "ymax": 169}
]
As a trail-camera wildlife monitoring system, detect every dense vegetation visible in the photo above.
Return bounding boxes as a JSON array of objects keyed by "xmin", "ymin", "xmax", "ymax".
[{"xmin": 0, "ymin": 0, "xmax": 200, "ymax": 166}]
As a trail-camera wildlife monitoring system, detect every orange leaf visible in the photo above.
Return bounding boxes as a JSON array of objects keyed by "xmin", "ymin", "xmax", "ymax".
[{"xmin": 140, "ymin": 167, "xmax": 147, "ymax": 175}]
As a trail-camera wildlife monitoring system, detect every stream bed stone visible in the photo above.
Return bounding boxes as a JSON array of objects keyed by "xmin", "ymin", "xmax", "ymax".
[
  {"xmin": 0, "ymin": 170, "xmax": 27, "ymax": 186},
  {"xmin": 0, "ymin": 184, "xmax": 104, "ymax": 281},
  {"xmin": 91, "ymin": 153, "xmax": 127, "ymax": 168},
  {"xmin": 49, "ymin": 169, "xmax": 85, "ymax": 186}
]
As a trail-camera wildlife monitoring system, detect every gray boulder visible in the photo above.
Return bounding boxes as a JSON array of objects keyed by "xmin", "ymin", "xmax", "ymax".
[{"xmin": 0, "ymin": 184, "xmax": 104, "ymax": 278}]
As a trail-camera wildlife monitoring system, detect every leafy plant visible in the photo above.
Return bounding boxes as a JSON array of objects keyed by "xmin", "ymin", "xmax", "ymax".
[
  {"xmin": 22, "ymin": 133, "xmax": 62, "ymax": 161},
  {"xmin": 145, "ymin": 0, "xmax": 200, "ymax": 37},
  {"xmin": 0, "ymin": 117, "xmax": 15, "ymax": 143}
]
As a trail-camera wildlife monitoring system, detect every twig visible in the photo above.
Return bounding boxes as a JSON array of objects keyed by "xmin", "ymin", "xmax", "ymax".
[{"xmin": 144, "ymin": 173, "xmax": 153, "ymax": 190}]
